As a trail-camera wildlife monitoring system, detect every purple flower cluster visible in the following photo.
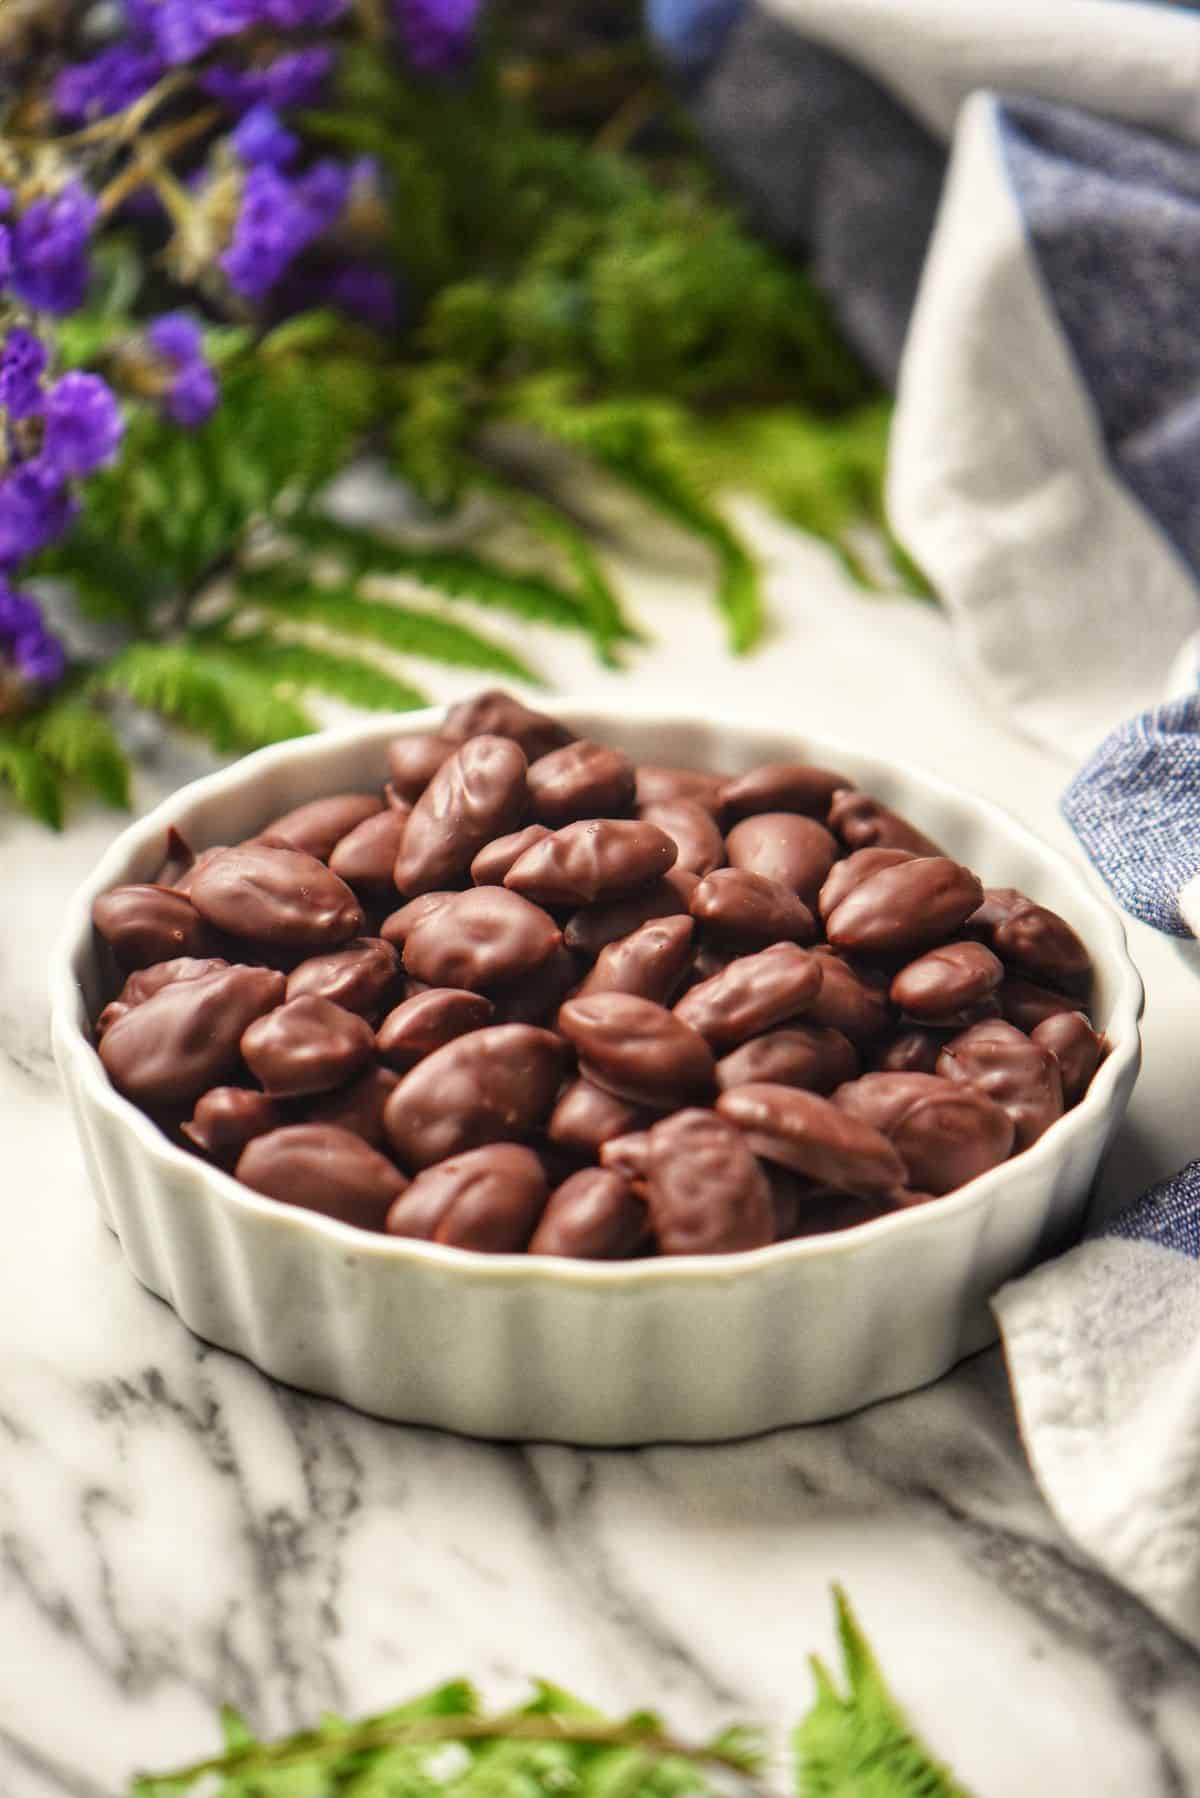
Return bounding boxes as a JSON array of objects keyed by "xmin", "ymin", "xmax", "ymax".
[
  {"xmin": 147, "ymin": 314, "xmax": 219, "ymax": 426},
  {"xmin": 221, "ymin": 159, "xmax": 351, "ymax": 300},
  {"xmin": 0, "ymin": 579, "xmax": 65, "ymax": 691},
  {"xmin": 0, "ymin": 325, "xmax": 125, "ymax": 696},
  {"xmin": 0, "ymin": 182, "xmax": 97, "ymax": 318},
  {"xmin": 395, "ymin": 0, "xmax": 483, "ymax": 70}
]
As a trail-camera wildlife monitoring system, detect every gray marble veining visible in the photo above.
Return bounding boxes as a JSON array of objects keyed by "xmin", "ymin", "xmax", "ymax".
[{"xmin": 5, "ymin": 549, "xmax": 1200, "ymax": 1798}]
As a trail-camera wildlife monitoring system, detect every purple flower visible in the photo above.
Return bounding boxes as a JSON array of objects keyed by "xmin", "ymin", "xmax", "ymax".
[
  {"xmin": 0, "ymin": 464, "xmax": 77, "ymax": 568},
  {"xmin": 261, "ymin": 0, "xmax": 348, "ymax": 22},
  {"xmin": 41, "ymin": 374, "xmax": 125, "ymax": 478},
  {"xmin": 201, "ymin": 47, "xmax": 335, "ymax": 113},
  {"xmin": 220, "ymin": 160, "xmax": 350, "ymax": 301},
  {"xmin": 395, "ymin": 0, "xmax": 482, "ymax": 70},
  {"xmin": 12, "ymin": 627, "xmax": 66, "ymax": 688},
  {"xmin": 0, "ymin": 582, "xmax": 43, "ymax": 640},
  {"xmin": 0, "ymin": 329, "xmax": 48, "ymax": 421},
  {"xmin": 148, "ymin": 313, "xmax": 219, "ymax": 427},
  {"xmin": 325, "ymin": 265, "xmax": 401, "ymax": 330},
  {"xmin": 148, "ymin": 312, "xmax": 203, "ymax": 364},
  {"xmin": 231, "ymin": 104, "xmax": 300, "ymax": 168},
  {"xmin": 54, "ymin": 44, "xmax": 165, "ymax": 123},
  {"xmin": 165, "ymin": 358, "xmax": 219, "ymax": 427},
  {"xmin": 11, "ymin": 184, "xmax": 97, "ymax": 316},
  {"xmin": 0, "ymin": 225, "xmax": 10, "ymax": 291}
]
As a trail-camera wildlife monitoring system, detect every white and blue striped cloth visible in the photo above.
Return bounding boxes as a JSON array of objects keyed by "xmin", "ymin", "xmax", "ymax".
[{"xmin": 652, "ymin": 0, "xmax": 1200, "ymax": 1647}]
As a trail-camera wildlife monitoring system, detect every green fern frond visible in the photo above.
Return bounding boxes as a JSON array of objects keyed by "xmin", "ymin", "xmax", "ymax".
[
  {"xmin": 0, "ymin": 730, "xmax": 63, "ymax": 828},
  {"xmin": 92, "ymin": 642, "xmax": 315, "ymax": 754},
  {"xmin": 471, "ymin": 471, "xmax": 644, "ymax": 665},
  {"xmin": 504, "ymin": 380, "xmax": 762, "ymax": 651},
  {"xmin": 237, "ymin": 572, "xmax": 543, "ymax": 684},
  {"xmin": 17, "ymin": 697, "xmax": 131, "ymax": 810},
  {"xmin": 794, "ymin": 1587, "xmax": 973, "ymax": 1798},
  {"xmin": 279, "ymin": 513, "xmax": 614, "ymax": 652},
  {"xmin": 202, "ymin": 630, "xmax": 430, "ymax": 714}
]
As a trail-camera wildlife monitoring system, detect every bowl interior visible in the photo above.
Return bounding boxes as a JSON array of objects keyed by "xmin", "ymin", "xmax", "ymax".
[{"xmin": 53, "ymin": 698, "xmax": 1144, "ymax": 1278}]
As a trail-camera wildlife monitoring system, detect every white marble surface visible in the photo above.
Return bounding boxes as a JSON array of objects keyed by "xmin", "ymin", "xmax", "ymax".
[{"xmin": 4, "ymin": 508, "xmax": 1200, "ymax": 1797}]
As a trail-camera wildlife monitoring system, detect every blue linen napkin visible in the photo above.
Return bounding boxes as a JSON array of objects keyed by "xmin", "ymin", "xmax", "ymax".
[{"xmin": 652, "ymin": 0, "xmax": 1200, "ymax": 1647}]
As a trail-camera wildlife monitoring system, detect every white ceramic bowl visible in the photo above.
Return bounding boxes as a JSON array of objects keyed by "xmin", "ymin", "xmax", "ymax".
[{"xmin": 51, "ymin": 699, "xmax": 1143, "ymax": 1444}]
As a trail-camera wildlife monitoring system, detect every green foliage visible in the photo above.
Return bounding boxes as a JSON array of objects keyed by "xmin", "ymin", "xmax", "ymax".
[
  {"xmin": 127, "ymin": 1592, "xmax": 969, "ymax": 1797},
  {"xmin": 794, "ymin": 1588, "xmax": 971, "ymax": 1798},
  {"xmin": 2, "ymin": 13, "xmax": 924, "ymax": 829},
  {"xmin": 91, "ymin": 641, "xmax": 316, "ymax": 754},
  {"xmin": 238, "ymin": 569, "xmax": 543, "ymax": 685}
]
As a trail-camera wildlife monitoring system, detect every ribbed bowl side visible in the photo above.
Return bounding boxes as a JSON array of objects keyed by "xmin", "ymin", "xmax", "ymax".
[{"xmin": 51, "ymin": 700, "xmax": 1143, "ymax": 1444}]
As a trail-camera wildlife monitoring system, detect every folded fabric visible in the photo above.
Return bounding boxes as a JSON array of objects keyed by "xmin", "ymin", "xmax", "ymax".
[
  {"xmin": 1062, "ymin": 694, "xmax": 1200, "ymax": 938},
  {"xmin": 651, "ymin": 0, "xmax": 1200, "ymax": 755},
  {"xmin": 652, "ymin": 0, "xmax": 1200, "ymax": 1653},
  {"xmin": 994, "ymin": 1163, "xmax": 1200, "ymax": 1648}
]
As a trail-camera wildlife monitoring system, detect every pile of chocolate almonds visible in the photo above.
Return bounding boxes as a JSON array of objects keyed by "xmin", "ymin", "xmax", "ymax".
[{"xmin": 89, "ymin": 690, "xmax": 1105, "ymax": 1259}]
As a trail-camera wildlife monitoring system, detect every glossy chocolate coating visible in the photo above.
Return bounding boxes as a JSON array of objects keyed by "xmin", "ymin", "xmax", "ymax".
[
  {"xmin": 182, "ymin": 1087, "xmax": 282, "ymax": 1165},
  {"xmin": 385, "ymin": 1143, "xmax": 547, "ymax": 1251},
  {"xmin": 505, "ymin": 819, "xmax": 677, "ymax": 908},
  {"xmin": 562, "ymin": 871, "xmax": 694, "ymax": 959},
  {"xmin": 890, "ymin": 940, "xmax": 1004, "ymax": 1024},
  {"xmin": 470, "ymin": 824, "xmax": 552, "ymax": 887},
  {"xmin": 528, "ymin": 739, "xmax": 636, "ymax": 826},
  {"xmin": 307, "ymin": 1064, "xmax": 401, "ymax": 1145},
  {"xmin": 237, "ymin": 1124, "xmax": 405, "ymax": 1230},
  {"xmin": 817, "ymin": 847, "xmax": 915, "ymax": 922},
  {"xmin": 286, "ymin": 938, "xmax": 400, "ymax": 1018},
  {"xmin": 559, "ymin": 992, "xmax": 715, "ymax": 1107},
  {"xmin": 547, "ymin": 1078, "xmax": 650, "ymax": 1156},
  {"xmin": 719, "ymin": 761, "xmax": 852, "ymax": 824},
  {"xmin": 189, "ymin": 844, "xmax": 364, "ymax": 950},
  {"xmin": 715, "ymin": 1023, "xmax": 858, "ymax": 1096},
  {"xmin": 638, "ymin": 799, "xmax": 725, "ymax": 877},
  {"xmin": 241, "ymin": 994, "xmax": 376, "ymax": 1097},
  {"xmin": 805, "ymin": 950, "xmax": 891, "ymax": 1042},
  {"xmin": 825, "ymin": 857, "xmax": 983, "ymax": 956},
  {"xmin": 832, "ymin": 1071, "xmax": 1015, "ymax": 1195},
  {"xmin": 674, "ymin": 943, "xmax": 823, "ymax": 1050},
  {"xmin": 1031, "ymin": 1011, "xmax": 1104, "ymax": 1106},
  {"xmin": 92, "ymin": 884, "xmax": 216, "ymax": 970},
  {"xmin": 716, "ymin": 1083, "xmax": 905, "ymax": 1196},
  {"xmin": 377, "ymin": 987, "xmax": 495, "ymax": 1071},
  {"xmin": 118, "ymin": 955, "xmax": 231, "ymax": 1009},
  {"xmin": 394, "ymin": 734, "xmax": 528, "ymax": 896},
  {"xmin": 401, "ymin": 886, "xmax": 561, "ymax": 992},
  {"xmin": 972, "ymin": 887, "xmax": 1091, "ymax": 988},
  {"xmin": 258, "ymin": 792, "xmax": 382, "ymax": 861},
  {"xmin": 999, "ymin": 974, "xmax": 1085, "ymax": 1033},
  {"xmin": 725, "ymin": 813, "xmax": 838, "ymax": 906},
  {"xmin": 529, "ymin": 1168, "xmax": 648, "ymax": 1259},
  {"xmin": 827, "ymin": 790, "xmax": 944, "ymax": 857},
  {"xmin": 575, "ymin": 914, "xmax": 695, "ymax": 1005},
  {"xmin": 386, "ymin": 732, "xmax": 458, "ymax": 801},
  {"xmin": 599, "ymin": 1131, "xmax": 653, "ymax": 1180},
  {"xmin": 384, "ymin": 783, "xmax": 415, "ymax": 814},
  {"xmin": 169, "ymin": 843, "xmax": 230, "ymax": 896},
  {"xmin": 156, "ymin": 826, "xmax": 195, "ymax": 886},
  {"xmin": 99, "ymin": 964, "xmax": 285, "ymax": 1109},
  {"xmin": 441, "ymin": 689, "xmax": 573, "ymax": 762},
  {"xmin": 937, "ymin": 1018, "xmax": 1064, "ymax": 1149},
  {"xmin": 646, "ymin": 1109, "xmax": 774, "ymax": 1255},
  {"xmin": 634, "ymin": 764, "xmax": 727, "ymax": 815},
  {"xmin": 380, "ymin": 890, "xmax": 457, "ymax": 948},
  {"xmin": 689, "ymin": 867, "xmax": 814, "ymax": 947},
  {"xmin": 328, "ymin": 809, "xmax": 410, "ymax": 891},
  {"xmin": 382, "ymin": 1023, "xmax": 565, "ymax": 1169},
  {"xmin": 490, "ymin": 944, "xmax": 578, "ymax": 1027},
  {"xmin": 869, "ymin": 1027, "xmax": 946, "ymax": 1075}
]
